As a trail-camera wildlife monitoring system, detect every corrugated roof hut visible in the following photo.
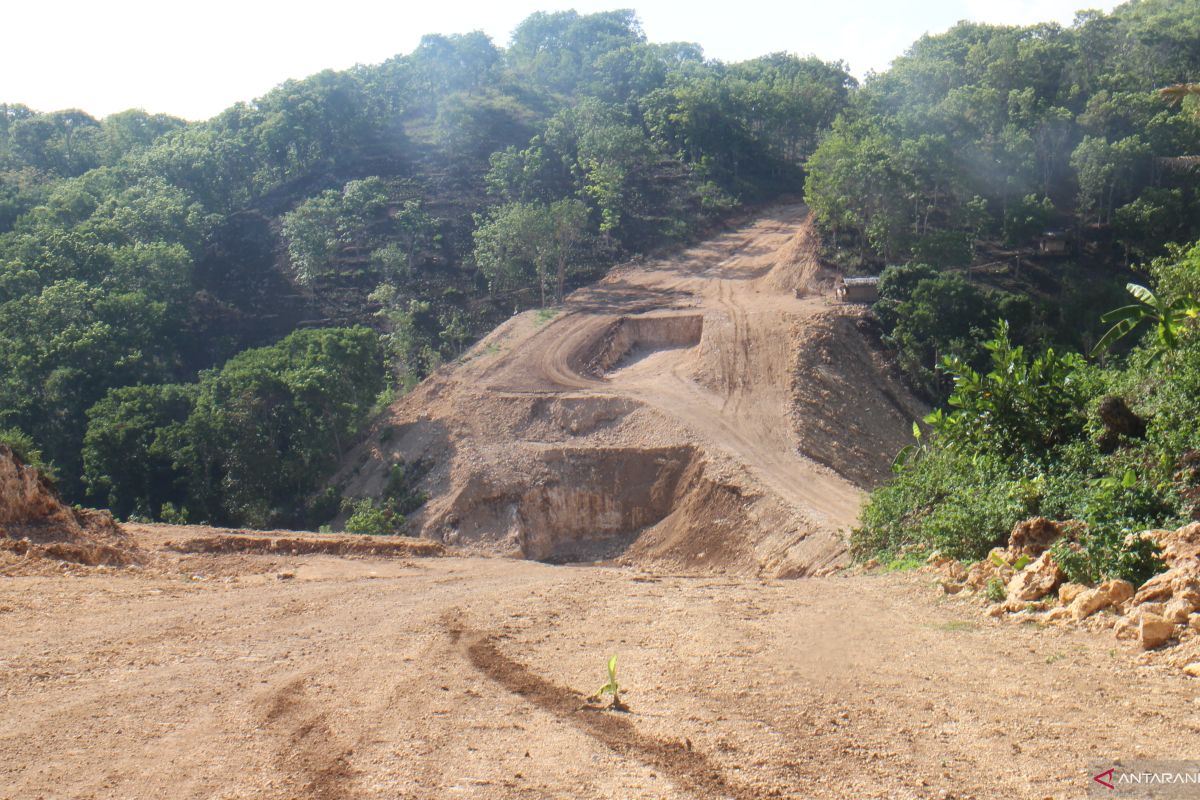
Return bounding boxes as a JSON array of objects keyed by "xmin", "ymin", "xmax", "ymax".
[{"xmin": 835, "ymin": 276, "xmax": 879, "ymax": 304}]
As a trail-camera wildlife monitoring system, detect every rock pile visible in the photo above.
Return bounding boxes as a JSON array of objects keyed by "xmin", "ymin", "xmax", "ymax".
[{"xmin": 933, "ymin": 517, "xmax": 1200, "ymax": 677}]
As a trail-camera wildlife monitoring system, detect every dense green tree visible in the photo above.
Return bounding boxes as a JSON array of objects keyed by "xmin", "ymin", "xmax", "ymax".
[
  {"xmin": 178, "ymin": 327, "xmax": 385, "ymax": 527},
  {"xmin": 507, "ymin": 9, "xmax": 645, "ymax": 94},
  {"xmin": 82, "ymin": 384, "xmax": 196, "ymax": 518},
  {"xmin": 473, "ymin": 198, "xmax": 591, "ymax": 302}
]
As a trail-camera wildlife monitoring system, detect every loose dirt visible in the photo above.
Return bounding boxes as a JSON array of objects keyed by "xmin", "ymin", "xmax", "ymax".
[
  {"xmin": 0, "ymin": 444, "xmax": 136, "ymax": 574},
  {"xmin": 2, "ymin": 531, "xmax": 1198, "ymax": 800},
  {"xmin": 336, "ymin": 205, "xmax": 924, "ymax": 576}
]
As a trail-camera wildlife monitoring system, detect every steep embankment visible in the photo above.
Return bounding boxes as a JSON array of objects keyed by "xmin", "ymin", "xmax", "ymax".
[
  {"xmin": 336, "ymin": 205, "xmax": 925, "ymax": 576},
  {"xmin": 0, "ymin": 445, "xmax": 135, "ymax": 571}
]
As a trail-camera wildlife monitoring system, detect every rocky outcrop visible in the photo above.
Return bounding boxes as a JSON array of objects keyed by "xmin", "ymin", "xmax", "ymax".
[
  {"xmin": 1006, "ymin": 551, "xmax": 1064, "ymax": 601},
  {"xmin": 1007, "ymin": 517, "xmax": 1066, "ymax": 558},
  {"xmin": 932, "ymin": 518, "xmax": 1200, "ymax": 676}
]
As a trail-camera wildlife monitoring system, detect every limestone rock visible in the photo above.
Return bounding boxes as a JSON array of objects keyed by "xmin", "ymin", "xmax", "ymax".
[
  {"xmin": 1099, "ymin": 579, "xmax": 1135, "ymax": 606},
  {"xmin": 1006, "ymin": 552, "xmax": 1064, "ymax": 601},
  {"xmin": 1133, "ymin": 571, "xmax": 1175, "ymax": 605},
  {"xmin": 965, "ymin": 552, "xmax": 1014, "ymax": 592},
  {"xmin": 1184, "ymin": 663, "xmax": 1200, "ymax": 677},
  {"xmin": 1164, "ymin": 597, "xmax": 1197, "ymax": 624},
  {"xmin": 1045, "ymin": 606, "xmax": 1072, "ymax": 623},
  {"xmin": 1154, "ymin": 522, "xmax": 1200, "ymax": 569},
  {"xmin": 1059, "ymin": 583, "xmax": 1087, "ymax": 605},
  {"xmin": 1007, "ymin": 517, "xmax": 1064, "ymax": 558},
  {"xmin": 1069, "ymin": 580, "xmax": 1134, "ymax": 621},
  {"xmin": 1070, "ymin": 588, "xmax": 1110, "ymax": 620},
  {"xmin": 1134, "ymin": 601, "xmax": 1166, "ymax": 617},
  {"xmin": 1138, "ymin": 614, "xmax": 1176, "ymax": 650},
  {"xmin": 1114, "ymin": 618, "xmax": 1138, "ymax": 640}
]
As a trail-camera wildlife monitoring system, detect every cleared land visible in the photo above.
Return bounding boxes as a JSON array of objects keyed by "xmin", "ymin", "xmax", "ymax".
[
  {"xmin": 337, "ymin": 204, "xmax": 924, "ymax": 576},
  {"xmin": 2, "ymin": 532, "xmax": 1198, "ymax": 800}
]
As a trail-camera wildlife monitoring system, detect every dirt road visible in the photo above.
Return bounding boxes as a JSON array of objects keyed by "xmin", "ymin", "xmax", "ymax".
[
  {"xmin": 337, "ymin": 205, "xmax": 924, "ymax": 576},
  {"xmin": 2, "ymin": 540, "xmax": 1197, "ymax": 800}
]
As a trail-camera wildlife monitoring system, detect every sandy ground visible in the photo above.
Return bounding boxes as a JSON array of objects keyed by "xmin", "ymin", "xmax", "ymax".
[{"xmin": 2, "ymin": 535, "xmax": 1198, "ymax": 800}]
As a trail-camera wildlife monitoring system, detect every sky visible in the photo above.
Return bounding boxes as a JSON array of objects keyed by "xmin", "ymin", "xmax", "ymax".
[{"xmin": 4, "ymin": 0, "xmax": 1122, "ymax": 121}]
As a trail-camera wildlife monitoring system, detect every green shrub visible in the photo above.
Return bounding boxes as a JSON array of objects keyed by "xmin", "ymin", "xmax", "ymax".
[
  {"xmin": 342, "ymin": 497, "xmax": 402, "ymax": 536},
  {"xmin": 854, "ymin": 448, "xmax": 1028, "ymax": 561},
  {"xmin": 158, "ymin": 502, "xmax": 189, "ymax": 525},
  {"xmin": 985, "ymin": 578, "xmax": 1007, "ymax": 603},
  {"xmin": 0, "ymin": 427, "xmax": 56, "ymax": 479},
  {"xmin": 929, "ymin": 320, "xmax": 1088, "ymax": 461},
  {"xmin": 1052, "ymin": 528, "xmax": 1165, "ymax": 587}
]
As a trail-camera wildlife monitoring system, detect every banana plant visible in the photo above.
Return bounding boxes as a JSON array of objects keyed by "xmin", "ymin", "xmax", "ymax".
[
  {"xmin": 592, "ymin": 654, "xmax": 627, "ymax": 710},
  {"xmin": 1091, "ymin": 283, "xmax": 1199, "ymax": 363}
]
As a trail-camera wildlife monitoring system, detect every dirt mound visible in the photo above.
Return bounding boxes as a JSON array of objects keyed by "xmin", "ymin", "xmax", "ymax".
[
  {"xmin": 169, "ymin": 530, "xmax": 444, "ymax": 558},
  {"xmin": 0, "ymin": 445, "xmax": 135, "ymax": 571},
  {"xmin": 755, "ymin": 217, "xmax": 829, "ymax": 297},
  {"xmin": 333, "ymin": 206, "xmax": 923, "ymax": 576},
  {"xmin": 789, "ymin": 312, "xmax": 929, "ymax": 486}
]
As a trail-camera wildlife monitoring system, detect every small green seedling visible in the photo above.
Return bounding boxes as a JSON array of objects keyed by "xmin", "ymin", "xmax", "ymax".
[
  {"xmin": 988, "ymin": 551, "xmax": 1031, "ymax": 571},
  {"xmin": 591, "ymin": 654, "xmax": 628, "ymax": 711}
]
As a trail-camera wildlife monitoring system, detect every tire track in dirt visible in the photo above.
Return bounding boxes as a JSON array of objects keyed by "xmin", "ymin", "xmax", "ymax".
[
  {"xmin": 448, "ymin": 620, "xmax": 761, "ymax": 800},
  {"xmin": 259, "ymin": 676, "xmax": 358, "ymax": 800}
]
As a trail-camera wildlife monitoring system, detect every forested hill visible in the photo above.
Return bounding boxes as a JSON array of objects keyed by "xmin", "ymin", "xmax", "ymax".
[
  {"xmin": 844, "ymin": 1, "xmax": 1200, "ymax": 588},
  {"xmin": 0, "ymin": 10, "xmax": 852, "ymax": 526},
  {"xmin": 2, "ymin": 1, "xmax": 1199, "ymax": 533},
  {"xmin": 802, "ymin": 0, "xmax": 1200, "ymax": 398},
  {"xmin": 807, "ymin": 0, "xmax": 1200, "ymax": 274}
]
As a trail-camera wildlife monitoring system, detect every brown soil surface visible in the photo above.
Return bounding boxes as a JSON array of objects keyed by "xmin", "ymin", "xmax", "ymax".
[
  {"xmin": 336, "ymin": 205, "xmax": 925, "ymax": 576},
  {"xmin": 2, "ymin": 527, "xmax": 1197, "ymax": 800}
]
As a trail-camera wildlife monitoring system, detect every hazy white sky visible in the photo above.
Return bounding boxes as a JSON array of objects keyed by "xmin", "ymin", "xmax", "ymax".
[{"xmin": 5, "ymin": 0, "xmax": 1120, "ymax": 121}]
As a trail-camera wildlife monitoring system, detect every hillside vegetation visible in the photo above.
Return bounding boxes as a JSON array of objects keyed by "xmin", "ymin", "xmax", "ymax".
[{"xmin": 843, "ymin": 0, "xmax": 1200, "ymax": 586}]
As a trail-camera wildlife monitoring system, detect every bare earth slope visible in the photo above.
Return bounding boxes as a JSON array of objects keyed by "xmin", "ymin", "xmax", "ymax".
[
  {"xmin": 1, "ymin": 536, "xmax": 1197, "ymax": 800},
  {"xmin": 337, "ymin": 205, "xmax": 924, "ymax": 576}
]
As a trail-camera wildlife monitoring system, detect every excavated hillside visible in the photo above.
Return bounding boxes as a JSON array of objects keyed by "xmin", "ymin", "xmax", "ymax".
[
  {"xmin": 0, "ymin": 445, "xmax": 135, "ymax": 572},
  {"xmin": 336, "ymin": 205, "xmax": 926, "ymax": 576}
]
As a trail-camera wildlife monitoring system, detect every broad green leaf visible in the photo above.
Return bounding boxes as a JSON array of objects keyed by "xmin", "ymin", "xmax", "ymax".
[{"xmin": 1126, "ymin": 283, "xmax": 1156, "ymax": 306}]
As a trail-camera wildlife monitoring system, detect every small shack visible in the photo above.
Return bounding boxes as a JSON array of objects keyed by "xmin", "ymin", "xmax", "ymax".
[
  {"xmin": 835, "ymin": 276, "xmax": 880, "ymax": 304},
  {"xmin": 1038, "ymin": 230, "xmax": 1069, "ymax": 255}
]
